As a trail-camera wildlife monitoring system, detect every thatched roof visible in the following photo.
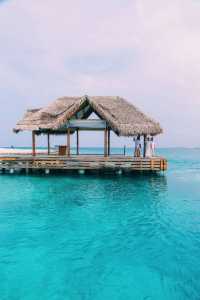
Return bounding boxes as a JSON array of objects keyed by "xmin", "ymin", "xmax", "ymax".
[{"xmin": 14, "ymin": 96, "xmax": 163, "ymax": 136}]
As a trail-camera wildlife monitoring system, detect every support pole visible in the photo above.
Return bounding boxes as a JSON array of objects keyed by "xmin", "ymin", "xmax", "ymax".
[
  {"xmin": 76, "ymin": 129, "xmax": 79, "ymax": 155},
  {"xmin": 47, "ymin": 133, "xmax": 50, "ymax": 155},
  {"xmin": 32, "ymin": 131, "xmax": 36, "ymax": 156},
  {"xmin": 25, "ymin": 162, "xmax": 29, "ymax": 175},
  {"xmin": 45, "ymin": 169, "xmax": 50, "ymax": 175},
  {"xmin": 108, "ymin": 129, "xmax": 110, "ymax": 156},
  {"xmin": 67, "ymin": 128, "xmax": 70, "ymax": 157},
  {"xmin": 123, "ymin": 145, "xmax": 126, "ymax": 156},
  {"xmin": 104, "ymin": 128, "xmax": 108, "ymax": 157},
  {"xmin": 143, "ymin": 135, "xmax": 147, "ymax": 158}
]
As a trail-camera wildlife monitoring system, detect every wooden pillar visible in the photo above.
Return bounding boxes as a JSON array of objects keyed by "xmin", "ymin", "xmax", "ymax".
[
  {"xmin": 143, "ymin": 135, "xmax": 147, "ymax": 158},
  {"xmin": 76, "ymin": 129, "xmax": 79, "ymax": 155},
  {"xmin": 123, "ymin": 145, "xmax": 126, "ymax": 156},
  {"xmin": 108, "ymin": 129, "xmax": 110, "ymax": 156},
  {"xmin": 104, "ymin": 128, "xmax": 108, "ymax": 157},
  {"xmin": 67, "ymin": 128, "xmax": 70, "ymax": 156},
  {"xmin": 32, "ymin": 131, "xmax": 36, "ymax": 156},
  {"xmin": 47, "ymin": 133, "xmax": 50, "ymax": 155}
]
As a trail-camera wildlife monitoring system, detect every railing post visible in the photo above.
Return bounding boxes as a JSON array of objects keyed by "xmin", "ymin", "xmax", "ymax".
[
  {"xmin": 108, "ymin": 129, "xmax": 110, "ymax": 156},
  {"xmin": 32, "ymin": 131, "xmax": 36, "ymax": 156},
  {"xmin": 76, "ymin": 129, "xmax": 79, "ymax": 155},
  {"xmin": 47, "ymin": 133, "xmax": 50, "ymax": 155},
  {"xmin": 67, "ymin": 128, "xmax": 70, "ymax": 157},
  {"xmin": 143, "ymin": 135, "xmax": 147, "ymax": 158},
  {"xmin": 123, "ymin": 145, "xmax": 126, "ymax": 156},
  {"xmin": 104, "ymin": 128, "xmax": 108, "ymax": 157}
]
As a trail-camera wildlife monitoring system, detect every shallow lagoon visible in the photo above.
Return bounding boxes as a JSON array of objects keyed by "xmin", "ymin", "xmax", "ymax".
[{"xmin": 0, "ymin": 148, "xmax": 200, "ymax": 300}]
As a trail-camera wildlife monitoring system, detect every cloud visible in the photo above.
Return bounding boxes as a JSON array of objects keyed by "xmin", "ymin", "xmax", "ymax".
[{"xmin": 0, "ymin": 0, "xmax": 200, "ymax": 147}]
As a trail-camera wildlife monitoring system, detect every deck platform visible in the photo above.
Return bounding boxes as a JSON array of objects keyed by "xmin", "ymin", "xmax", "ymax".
[{"xmin": 0, "ymin": 155, "xmax": 167, "ymax": 174}]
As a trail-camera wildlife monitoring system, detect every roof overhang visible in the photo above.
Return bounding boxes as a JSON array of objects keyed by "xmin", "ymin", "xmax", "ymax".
[{"xmin": 14, "ymin": 95, "xmax": 163, "ymax": 136}]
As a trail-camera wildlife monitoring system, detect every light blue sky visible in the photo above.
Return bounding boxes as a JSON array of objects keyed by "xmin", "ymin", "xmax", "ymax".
[{"xmin": 0, "ymin": 0, "xmax": 200, "ymax": 148}]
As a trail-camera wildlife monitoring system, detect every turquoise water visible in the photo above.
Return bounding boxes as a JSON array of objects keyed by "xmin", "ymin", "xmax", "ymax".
[{"xmin": 0, "ymin": 148, "xmax": 200, "ymax": 300}]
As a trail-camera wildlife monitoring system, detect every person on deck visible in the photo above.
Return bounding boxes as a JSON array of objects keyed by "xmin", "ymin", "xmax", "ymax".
[
  {"xmin": 134, "ymin": 135, "xmax": 142, "ymax": 157},
  {"xmin": 151, "ymin": 137, "xmax": 155, "ymax": 157},
  {"xmin": 145, "ymin": 136, "xmax": 152, "ymax": 158}
]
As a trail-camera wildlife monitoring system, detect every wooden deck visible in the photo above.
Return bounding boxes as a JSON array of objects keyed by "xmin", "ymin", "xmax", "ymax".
[{"xmin": 0, "ymin": 155, "xmax": 167, "ymax": 174}]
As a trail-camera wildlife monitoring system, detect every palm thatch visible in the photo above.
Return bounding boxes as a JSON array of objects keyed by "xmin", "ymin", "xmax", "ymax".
[{"xmin": 14, "ymin": 95, "xmax": 163, "ymax": 136}]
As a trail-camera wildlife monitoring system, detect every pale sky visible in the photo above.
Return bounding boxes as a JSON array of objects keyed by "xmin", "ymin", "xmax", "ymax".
[{"xmin": 0, "ymin": 0, "xmax": 200, "ymax": 148}]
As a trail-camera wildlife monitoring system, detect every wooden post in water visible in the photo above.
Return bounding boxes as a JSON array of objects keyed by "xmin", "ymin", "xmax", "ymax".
[
  {"xmin": 108, "ymin": 129, "xmax": 110, "ymax": 156},
  {"xmin": 67, "ymin": 128, "xmax": 70, "ymax": 157},
  {"xmin": 104, "ymin": 128, "xmax": 108, "ymax": 157},
  {"xmin": 143, "ymin": 134, "xmax": 147, "ymax": 158},
  {"xmin": 47, "ymin": 133, "xmax": 50, "ymax": 155},
  {"xmin": 76, "ymin": 129, "xmax": 79, "ymax": 155},
  {"xmin": 32, "ymin": 131, "xmax": 36, "ymax": 156}
]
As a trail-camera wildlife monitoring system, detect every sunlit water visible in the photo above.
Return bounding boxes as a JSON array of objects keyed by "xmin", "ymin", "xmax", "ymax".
[{"xmin": 0, "ymin": 148, "xmax": 200, "ymax": 300}]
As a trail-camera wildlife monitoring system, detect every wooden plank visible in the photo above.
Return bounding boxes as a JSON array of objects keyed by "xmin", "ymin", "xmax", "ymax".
[
  {"xmin": 0, "ymin": 156, "xmax": 165, "ymax": 163},
  {"xmin": 160, "ymin": 159, "xmax": 163, "ymax": 170},
  {"xmin": 150, "ymin": 159, "xmax": 154, "ymax": 170},
  {"xmin": 0, "ymin": 155, "xmax": 167, "ymax": 172},
  {"xmin": 0, "ymin": 157, "xmax": 16, "ymax": 161},
  {"xmin": 163, "ymin": 160, "xmax": 168, "ymax": 170}
]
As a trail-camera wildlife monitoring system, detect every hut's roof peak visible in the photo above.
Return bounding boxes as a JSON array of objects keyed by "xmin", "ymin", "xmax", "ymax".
[{"xmin": 14, "ymin": 95, "xmax": 163, "ymax": 136}]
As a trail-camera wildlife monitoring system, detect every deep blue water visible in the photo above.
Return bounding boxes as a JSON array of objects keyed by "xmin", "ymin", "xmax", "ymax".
[{"xmin": 0, "ymin": 148, "xmax": 200, "ymax": 300}]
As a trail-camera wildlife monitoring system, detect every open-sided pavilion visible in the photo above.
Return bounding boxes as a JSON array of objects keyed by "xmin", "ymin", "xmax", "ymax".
[{"xmin": 0, "ymin": 95, "xmax": 167, "ymax": 174}]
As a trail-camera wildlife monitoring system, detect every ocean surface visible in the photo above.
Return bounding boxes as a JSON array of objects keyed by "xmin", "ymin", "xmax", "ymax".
[{"xmin": 0, "ymin": 148, "xmax": 200, "ymax": 300}]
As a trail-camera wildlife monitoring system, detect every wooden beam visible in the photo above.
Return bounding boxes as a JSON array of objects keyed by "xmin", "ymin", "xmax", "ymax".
[
  {"xmin": 108, "ymin": 129, "xmax": 110, "ymax": 156},
  {"xmin": 47, "ymin": 133, "xmax": 50, "ymax": 155},
  {"xmin": 67, "ymin": 128, "xmax": 70, "ymax": 157},
  {"xmin": 76, "ymin": 129, "xmax": 79, "ymax": 155},
  {"xmin": 0, "ymin": 156, "xmax": 167, "ymax": 172},
  {"xmin": 68, "ymin": 119, "xmax": 106, "ymax": 129},
  {"xmin": 32, "ymin": 131, "xmax": 36, "ymax": 156},
  {"xmin": 123, "ymin": 145, "xmax": 126, "ymax": 156},
  {"xmin": 104, "ymin": 128, "xmax": 108, "ymax": 157}
]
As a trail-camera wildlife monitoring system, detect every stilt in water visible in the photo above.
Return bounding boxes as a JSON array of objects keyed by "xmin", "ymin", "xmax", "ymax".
[
  {"xmin": 78, "ymin": 169, "xmax": 85, "ymax": 175},
  {"xmin": 45, "ymin": 169, "xmax": 50, "ymax": 175},
  {"xmin": 25, "ymin": 162, "xmax": 29, "ymax": 175},
  {"xmin": 9, "ymin": 168, "xmax": 15, "ymax": 174},
  {"xmin": 116, "ymin": 169, "xmax": 122, "ymax": 175}
]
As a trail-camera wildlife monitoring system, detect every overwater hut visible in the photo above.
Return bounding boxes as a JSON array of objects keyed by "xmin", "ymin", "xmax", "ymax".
[
  {"xmin": 1, "ymin": 95, "xmax": 167, "ymax": 173},
  {"xmin": 14, "ymin": 95, "xmax": 162, "ymax": 155}
]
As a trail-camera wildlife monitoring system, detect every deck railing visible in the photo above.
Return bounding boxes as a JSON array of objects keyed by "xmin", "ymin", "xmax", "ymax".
[{"xmin": 0, "ymin": 155, "xmax": 167, "ymax": 174}]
